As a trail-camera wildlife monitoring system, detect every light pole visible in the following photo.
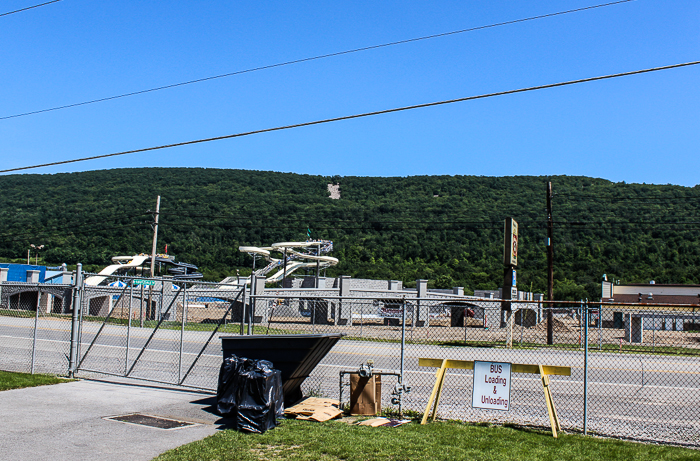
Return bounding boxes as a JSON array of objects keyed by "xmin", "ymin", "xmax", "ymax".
[{"xmin": 29, "ymin": 244, "xmax": 45, "ymax": 265}]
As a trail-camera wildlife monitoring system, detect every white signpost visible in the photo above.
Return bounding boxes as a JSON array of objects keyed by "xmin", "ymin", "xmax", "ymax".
[{"xmin": 472, "ymin": 361, "xmax": 512, "ymax": 411}]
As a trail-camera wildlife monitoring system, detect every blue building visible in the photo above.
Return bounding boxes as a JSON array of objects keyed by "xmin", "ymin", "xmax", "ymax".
[{"xmin": 0, "ymin": 263, "xmax": 46, "ymax": 283}]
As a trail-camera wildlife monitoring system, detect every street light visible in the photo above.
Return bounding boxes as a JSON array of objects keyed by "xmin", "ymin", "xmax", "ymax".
[{"xmin": 29, "ymin": 244, "xmax": 45, "ymax": 265}]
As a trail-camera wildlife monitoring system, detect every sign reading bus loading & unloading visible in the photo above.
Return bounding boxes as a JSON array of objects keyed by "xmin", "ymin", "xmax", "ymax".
[{"xmin": 472, "ymin": 361, "xmax": 512, "ymax": 411}]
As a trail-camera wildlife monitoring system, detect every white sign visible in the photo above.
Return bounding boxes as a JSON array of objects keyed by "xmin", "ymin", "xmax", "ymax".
[{"xmin": 472, "ymin": 361, "xmax": 512, "ymax": 411}]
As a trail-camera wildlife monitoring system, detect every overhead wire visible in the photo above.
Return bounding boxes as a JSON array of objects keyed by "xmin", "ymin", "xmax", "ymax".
[
  {"xmin": 0, "ymin": 222, "xmax": 150, "ymax": 245},
  {"xmin": 0, "ymin": 211, "xmax": 151, "ymax": 239},
  {"xmin": 0, "ymin": 0, "xmax": 61, "ymax": 18},
  {"xmin": 0, "ymin": 0, "xmax": 636, "ymax": 121},
  {"xmin": 2, "ymin": 59, "xmax": 699, "ymax": 175},
  {"xmin": 1, "ymin": 214, "xmax": 699, "ymax": 242}
]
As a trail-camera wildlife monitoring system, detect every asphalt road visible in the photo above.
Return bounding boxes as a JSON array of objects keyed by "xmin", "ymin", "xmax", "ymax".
[{"xmin": 1, "ymin": 315, "xmax": 699, "ymax": 445}]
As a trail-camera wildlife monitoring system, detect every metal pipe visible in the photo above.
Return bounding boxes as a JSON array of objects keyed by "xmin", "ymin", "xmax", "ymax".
[
  {"xmin": 31, "ymin": 289, "xmax": 41, "ymax": 374},
  {"xmin": 140, "ymin": 283, "xmax": 144, "ymax": 328},
  {"xmin": 68, "ymin": 264, "xmax": 82, "ymax": 378},
  {"xmin": 583, "ymin": 299, "xmax": 589, "ymax": 435},
  {"xmin": 178, "ymin": 282, "xmax": 187, "ymax": 383},
  {"xmin": 80, "ymin": 368, "xmax": 215, "ymax": 392},
  {"xmin": 125, "ymin": 279, "xmax": 133, "ymax": 375},
  {"xmin": 399, "ymin": 298, "xmax": 407, "ymax": 417},
  {"xmin": 598, "ymin": 304, "xmax": 602, "ymax": 350},
  {"xmin": 464, "ymin": 307, "xmax": 467, "ymax": 344},
  {"xmin": 240, "ymin": 285, "xmax": 246, "ymax": 335},
  {"xmin": 248, "ymin": 276, "xmax": 254, "ymax": 335},
  {"xmin": 77, "ymin": 269, "xmax": 85, "ymax": 369}
]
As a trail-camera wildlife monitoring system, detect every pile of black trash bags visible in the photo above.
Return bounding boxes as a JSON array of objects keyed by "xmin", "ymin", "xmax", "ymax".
[{"xmin": 216, "ymin": 355, "xmax": 284, "ymax": 433}]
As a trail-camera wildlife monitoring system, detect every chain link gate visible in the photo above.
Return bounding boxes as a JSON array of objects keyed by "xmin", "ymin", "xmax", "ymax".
[{"xmin": 74, "ymin": 274, "xmax": 244, "ymax": 390}]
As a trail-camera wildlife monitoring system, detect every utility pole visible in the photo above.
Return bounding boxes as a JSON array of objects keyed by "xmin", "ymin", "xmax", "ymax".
[
  {"xmin": 502, "ymin": 217, "xmax": 518, "ymax": 348},
  {"xmin": 150, "ymin": 196, "xmax": 161, "ymax": 278},
  {"xmin": 148, "ymin": 196, "xmax": 161, "ymax": 320},
  {"xmin": 546, "ymin": 182, "xmax": 554, "ymax": 345}
]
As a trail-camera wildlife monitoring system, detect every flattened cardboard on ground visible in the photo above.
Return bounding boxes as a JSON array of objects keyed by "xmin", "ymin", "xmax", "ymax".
[
  {"xmin": 357, "ymin": 418, "xmax": 411, "ymax": 427},
  {"xmin": 285, "ymin": 397, "xmax": 339, "ymax": 415},
  {"xmin": 285, "ymin": 397, "xmax": 341, "ymax": 422},
  {"xmin": 296, "ymin": 407, "xmax": 343, "ymax": 422},
  {"xmin": 357, "ymin": 417, "xmax": 390, "ymax": 427}
]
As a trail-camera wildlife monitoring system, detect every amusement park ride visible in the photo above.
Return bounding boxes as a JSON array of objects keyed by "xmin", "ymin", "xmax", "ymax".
[
  {"xmin": 234, "ymin": 240, "xmax": 338, "ymax": 285},
  {"xmin": 84, "ymin": 240, "xmax": 337, "ymax": 287}
]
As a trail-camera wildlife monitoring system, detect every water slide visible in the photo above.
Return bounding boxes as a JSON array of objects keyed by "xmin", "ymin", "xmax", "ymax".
[
  {"xmin": 84, "ymin": 255, "xmax": 151, "ymax": 286},
  {"xmin": 155, "ymin": 256, "xmax": 203, "ymax": 279},
  {"xmin": 233, "ymin": 241, "xmax": 338, "ymax": 286},
  {"xmin": 85, "ymin": 255, "xmax": 203, "ymax": 286}
]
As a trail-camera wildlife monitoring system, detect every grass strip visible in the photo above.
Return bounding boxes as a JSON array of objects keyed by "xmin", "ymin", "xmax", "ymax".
[
  {"xmin": 0, "ymin": 370, "xmax": 72, "ymax": 391},
  {"xmin": 156, "ymin": 419, "xmax": 700, "ymax": 461}
]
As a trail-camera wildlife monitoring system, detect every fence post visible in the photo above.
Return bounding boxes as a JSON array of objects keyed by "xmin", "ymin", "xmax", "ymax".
[
  {"xmin": 125, "ymin": 280, "xmax": 133, "ymax": 375},
  {"xmin": 68, "ymin": 263, "xmax": 83, "ymax": 378},
  {"xmin": 30, "ymin": 288, "xmax": 41, "ymax": 374},
  {"xmin": 416, "ymin": 279, "xmax": 428, "ymax": 327},
  {"xmin": 583, "ymin": 298, "xmax": 589, "ymax": 435},
  {"xmin": 241, "ymin": 278, "xmax": 249, "ymax": 335},
  {"xmin": 178, "ymin": 282, "xmax": 187, "ymax": 383},
  {"xmin": 399, "ymin": 297, "xmax": 407, "ymax": 417}
]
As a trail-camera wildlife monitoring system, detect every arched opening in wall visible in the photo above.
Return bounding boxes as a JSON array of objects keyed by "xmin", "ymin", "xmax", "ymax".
[
  {"xmin": 515, "ymin": 308, "xmax": 537, "ymax": 328},
  {"xmin": 444, "ymin": 302, "xmax": 480, "ymax": 327},
  {"xmin": 9, "ymin": 291, "xmax": 39, "ymax": 311}
]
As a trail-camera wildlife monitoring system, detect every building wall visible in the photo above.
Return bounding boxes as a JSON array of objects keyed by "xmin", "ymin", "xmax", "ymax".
[{"xmin": 0, "ymin": 264, "xmax": 46, "ymax": 283}]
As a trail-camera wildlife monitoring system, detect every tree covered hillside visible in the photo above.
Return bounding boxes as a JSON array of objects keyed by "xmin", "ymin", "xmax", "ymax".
[{"xmin": 1, "ymin": 168, "xmax": 699, "ymax": 300}]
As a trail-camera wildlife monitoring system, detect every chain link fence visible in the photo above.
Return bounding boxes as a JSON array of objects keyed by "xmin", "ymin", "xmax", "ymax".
[
  {"xmin": 0, "ymin": 274, "xmax": 698, "ymax": 446},
  {"xmin": 0, "ymin": 281, "xmax": 73, "ymax": 376}
]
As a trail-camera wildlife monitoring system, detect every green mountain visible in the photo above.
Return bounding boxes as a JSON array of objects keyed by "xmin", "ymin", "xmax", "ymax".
[{"xmin": 1, "ymin": 168, "xmax": 699, "ymax": 300}]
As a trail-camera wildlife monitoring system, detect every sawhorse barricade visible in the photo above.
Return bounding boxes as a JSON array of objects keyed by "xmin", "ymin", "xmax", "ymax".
[{"xmin": 419, "ymin": 358, "xmax": 571, "ymax": 437}]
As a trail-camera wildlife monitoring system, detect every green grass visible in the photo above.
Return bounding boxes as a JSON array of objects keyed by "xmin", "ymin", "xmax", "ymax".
[
  {"xmin": 0, "ymin": 370, "xmax": 73, "ymax": 391},
  {"xmin": 155, "ymin": 419, "xmax": 700, "ymax": 461}
]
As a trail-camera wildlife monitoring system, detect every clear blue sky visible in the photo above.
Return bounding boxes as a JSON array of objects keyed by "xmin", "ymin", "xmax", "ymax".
[{"xmin": 1, "ymin": 1, "xmax": 698, "ymax": 185}]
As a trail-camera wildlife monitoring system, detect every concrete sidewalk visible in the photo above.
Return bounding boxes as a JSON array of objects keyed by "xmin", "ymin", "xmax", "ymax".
[{"xmin": 0, "ymin": 378, "xmax": 223, "ymax": 461}]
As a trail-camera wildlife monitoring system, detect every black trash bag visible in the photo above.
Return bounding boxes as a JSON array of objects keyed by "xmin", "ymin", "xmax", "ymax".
[
  {"xmin": 216, "ymin": 354, "xmax": 284, "ymax": 434},
  {"xmin": 216, "ymin": 354, "xmax": 246, "ymax": 416}
]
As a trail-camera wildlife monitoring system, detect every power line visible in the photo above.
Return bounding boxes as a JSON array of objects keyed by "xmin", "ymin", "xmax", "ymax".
[
  {"xmin": 0, "ymin": 212, "xmax": 150, "ymax": 238},
  {"xmin": 0, "ymin": 222, "xmax": 149, "ymax": 245},
  {"xmin": 0, "ymin": 0, "xmax": 636, "ymax": 121},
  {"xmin": 2, "ymin": 216, "xmax": 699, "ymax": 241},
  {"xmin": 0, "ymin": 0, "xmax": 62, "ymax": 18},
  {"xmin": 3, "ymin": 59, "xmax": 698, "ymax": 175}
]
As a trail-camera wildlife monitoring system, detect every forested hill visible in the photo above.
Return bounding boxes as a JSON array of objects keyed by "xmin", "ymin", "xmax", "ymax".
[{"xmin": 1, "ymin": 168, "xmax": 699, "ymax": 300}]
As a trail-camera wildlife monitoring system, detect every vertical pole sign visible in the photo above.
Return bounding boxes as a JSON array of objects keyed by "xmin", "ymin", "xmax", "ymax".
[
  {"xmin": 502, "ymin": 217, "xmax": 518, "ymax": 311},
  {"xmin": 502, "ymin": 217, "xmax": 518, "ymax": 347},
  {"xmin": 472, "ymin": 361, "xmax": 512, "ymax": 410}
]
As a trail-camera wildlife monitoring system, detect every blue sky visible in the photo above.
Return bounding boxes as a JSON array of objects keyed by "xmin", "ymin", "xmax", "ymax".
[{"xmin": 1, "ymin": 1, "xmax": 699, "ymax": 185}]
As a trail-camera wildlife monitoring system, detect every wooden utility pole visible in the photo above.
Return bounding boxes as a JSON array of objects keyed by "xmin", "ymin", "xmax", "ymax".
[
  {"xmin": 148, "ymin": 196, "xmax": 161, "ymax": 320},
  {"xmin": 150, "ymin": 196, "xmax": 161, "ymax": 278},
  {"xmin": 546, "ymin": 182, "xmax": 554, "ymax": 345}
]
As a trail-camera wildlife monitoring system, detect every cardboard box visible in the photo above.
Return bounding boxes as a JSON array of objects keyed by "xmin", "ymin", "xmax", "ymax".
[{"xmin": 349, "ymin": 373, "xmax": 381, "ymax": 416}]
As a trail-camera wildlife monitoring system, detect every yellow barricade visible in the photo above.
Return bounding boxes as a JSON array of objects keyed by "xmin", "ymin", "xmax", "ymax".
[{"xmin": 418, "ymin": 358, "xmax": 571, "ymax": 438}]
